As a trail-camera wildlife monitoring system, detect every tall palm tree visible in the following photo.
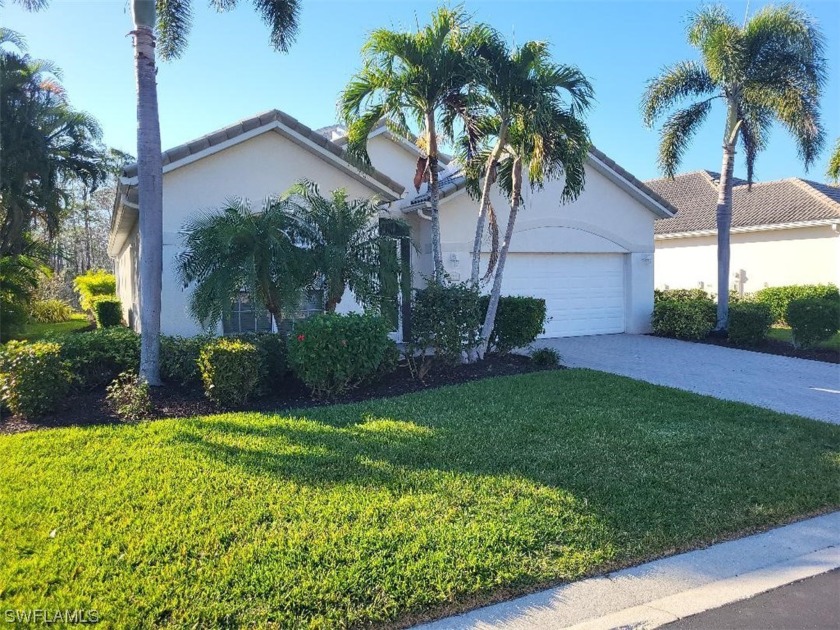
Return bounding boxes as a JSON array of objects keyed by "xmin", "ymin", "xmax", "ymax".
[
  {"xmin": 339, "ymin": 7, "xmax": 472, "ymax": 282},
  {"xmin": 642, "ymin": 4, "xmax": 826, "ymax": 331},
  {"xmin": 465, "ymin": 42, "xmax": 592, "ymax": 359},
  {"xmin": 283, "ymin": 180, "xmax": 402, "ymax": 314},
  {"xmin": 10, "ymin": 0, "xmax": 301, "ymax": 385},
  {"xmin": 828, "ymin": 138, "xmax": 840, "ymax": 183},
  {"xmin": 463, "ymin": 34, "xmax": 593, "ymax": 285},
  {"xmin": 175, "ymin": 197, "xmax": 307, "ymax": 330}
]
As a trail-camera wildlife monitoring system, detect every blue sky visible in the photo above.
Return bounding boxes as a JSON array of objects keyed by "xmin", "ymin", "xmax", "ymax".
[{"xmin": 5, "ymin": 0, "xmax": 839, "ymax": 183}]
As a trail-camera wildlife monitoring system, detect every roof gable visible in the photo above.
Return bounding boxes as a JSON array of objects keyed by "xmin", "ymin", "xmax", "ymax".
[{"xmin": 648, "ymin": 171, "xmax": 840, "ymax": 235}]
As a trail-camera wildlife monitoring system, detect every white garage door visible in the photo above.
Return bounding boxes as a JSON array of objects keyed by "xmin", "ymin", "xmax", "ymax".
[{"xmin": 500, "ymin": 253, "xmax": 626, "ymax": 337}]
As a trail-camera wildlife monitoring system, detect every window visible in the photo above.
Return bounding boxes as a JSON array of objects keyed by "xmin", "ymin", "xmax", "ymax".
[{"xmin": 222, "ymin": 291, "xmax": 272, "ymax": 335}]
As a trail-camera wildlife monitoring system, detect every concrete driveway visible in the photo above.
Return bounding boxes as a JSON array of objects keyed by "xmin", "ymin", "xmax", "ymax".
[{"xmin": 533, "ymin": 334, "xmax": 840, "ymax": 424}]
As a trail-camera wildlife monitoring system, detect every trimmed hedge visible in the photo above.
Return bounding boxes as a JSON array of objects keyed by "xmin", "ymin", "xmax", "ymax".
[
  {"xmin": 410, "ymin": 282, "xmax": 482, "ymax": 364},
  {"xmin": 160, "ymin": 336, "xmax": 206, "ymax": 388},
  {"xmin": 479, "ymin": 295, "xmax": 546, "ymax": 354},
  {"xmin": 92, "ymin": 296, "xmax": 123, "ymax": 328},
  {"xmin": 652, "ymin": 290, "xmax": 716, "ymax": 340},
  {"xmin": 786, "ymin": 298, "xmax": 840, "ymax": 349},
  {"xmin": 0, "ymin": 341, "xmax": 69, "ymax": 417},
  {"xmin": 199, "ymin": 338, "xmax": 261, "ymax": 408},
  {"xmin": 73, "ymin": 269, "xmax": 116, "ymax": 313},
  {"xmin": 287, "ymin": 313, "xmax": 391, "ymax": 398},
  {"xmin": 59, "ymin": 327, "xmax": 140, "ymax": 390},
  {"xmin": 727, "ymin": 302, "xmax": 773, "ymax": 347},
  {"xmin": 754, "ymin": 284, "xmax": 839, "ymax": 325},
  {"xmin": 236, "ymin": 332, "xmax": 287, "ymax": 396}
]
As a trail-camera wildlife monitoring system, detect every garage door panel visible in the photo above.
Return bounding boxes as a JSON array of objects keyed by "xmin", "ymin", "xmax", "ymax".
[{"xmin": 498, "ymin": 253, "xmax": 626, "ymax": 337}]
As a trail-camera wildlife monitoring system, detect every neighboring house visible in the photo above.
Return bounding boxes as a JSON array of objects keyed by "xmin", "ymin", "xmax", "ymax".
[
  {"xmin": 648, "ymin": 170, "xmax": 840, "ymax": 294},
  {"xmin": 109, "ymin": 108, "xmax": 675, "ymax": 340}
]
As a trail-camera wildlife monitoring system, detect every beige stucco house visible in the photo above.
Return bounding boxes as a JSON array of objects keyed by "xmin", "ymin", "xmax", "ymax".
[
  {"xmin": 648, "ymin": 170, "xmax": 840, "ymax": 295},
  {"xmin": 109, "ymin": 109, "xmax": 675, "ymax": 340}
]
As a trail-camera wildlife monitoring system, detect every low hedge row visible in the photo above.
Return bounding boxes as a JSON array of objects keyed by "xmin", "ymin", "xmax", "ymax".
[
  {"xmin": 787, "ymin": 298, "xmax": 840, "ymax": 349},
  {"xmin": 754, "ymin": 284, "xmax": 839, "ymax": 325},
  {"xmin": 652, "ymin": 290, "xmax": 716, "ymax": 340}
]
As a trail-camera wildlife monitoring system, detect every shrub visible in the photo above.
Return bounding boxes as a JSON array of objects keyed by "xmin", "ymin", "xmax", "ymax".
[
  {"xmin": 531, "ymin": 347, "xmax": 560, "ymax": 368},
  {"xmin": 0, "ymin": 341, "xmax": 69, "ymax": 417},
  {"xmin": 727, "ymin": 302, "xmax": 773, "ymax": 347},
  {"xmin": 30, "ymin": 299, "xmax": 74, "ymax": 323},
  {"xmin": 654, "ymin": 288, "xmax": 712, "ymax": 303},
  {"xmin": 73, "ymin": 269, "xmax": 116, "ymax": 313},
  {"xmin": 754, "ymin": 284, "xmax": 840, "ymax": 325},
  {"xmin": 652, "ymin": 293, "xmax": 716, "ymax": 340},
  {"xmin": 199, "ymin": 338, "xmax": 260, "ymax": 407},
  {"xmin": 59, "ymin": 327, "xmax": 140, "ymax": 390},
  {"xmin": 106, "ymin": 372, "xmax": 154, "ymax": 423},
  {"xmin": 236, "ymin": 332, "xmax": 287, "ymax": 396},
  {"xmin": 786, "ymin": 298, "xmax": 840, "ymax": 349},
  {"xmin": 0, "ymin": 299, "xmax": 28, "ymax": 340},
  {"xmin": 479, "ymin": 295, "xmax": 546, "ymax": 354},
  {"xmin": 160, "ymin": 336, "xmax": 206, "ymax": 388},
  {"xmin": 409, "ymin": 281, "xmax": 482, "ymax": 366},
  {"xmin": 287, "ymin": 313, "xmax": 391, "ymax": 398},
  {"xmin": 91, "ymin": 296, "xmax": 123, "ymax": 328}
]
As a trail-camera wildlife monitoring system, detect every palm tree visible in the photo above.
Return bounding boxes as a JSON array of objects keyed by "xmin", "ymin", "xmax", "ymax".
[
  {"xmin": 465, "ymin": 41, "xmax": 592, "ymax": 359},
  {"xmin": 642, "ymin": 4, "xmax": 826, "ymax": 331},
  {"xmin": 283, "ymin": 180, "xmax": 402, "ymax": 314},
  {"xmin": 828, "ymin": 138, "xmax": 840, "ymax": 183},
  {"xmin": 9, "ymin": 0, "xmax": 301, "ymax": 385},
  {"xmin": 339, "ymin": 6, "xmax": 473, "ymax": 282},
  {"xmin": 463, "ymin": 34, "xmax": 593, "ymax": 285},
  {"xmin": 175, "ymin": 197, "xmax": 307, "ymax": 330}
]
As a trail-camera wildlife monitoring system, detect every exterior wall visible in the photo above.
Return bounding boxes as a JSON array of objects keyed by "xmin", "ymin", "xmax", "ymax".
[
  {"xmin": 155, "ymin": 129, "xmax": 387, "ymax": 336},
  {"xmin": 365, "ymin": 133, "xmax": 421, "ymax": 194},
  {"xmin": 654, "ymin": 225, "xmax": 840, "ymax": 294},
  {"xmin": 432, "ymin": 163, "xmax": 658, "ymax": 334},
  {"xmin": 114, "ymin": 225, "xmax": 140, "ymax": 330}
]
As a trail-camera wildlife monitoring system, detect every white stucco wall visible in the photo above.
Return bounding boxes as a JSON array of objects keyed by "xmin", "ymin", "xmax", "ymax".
[
  {"xmin": 124, "ymin": 129, "xmax": 398, "ymax": 337},
  {"xmin": 654, "ymin": 225, "xmax": 840, "ymax": 294},
  {"xmin": 427, "ymin": 162, "xmax": 659, "ymax": 334}
]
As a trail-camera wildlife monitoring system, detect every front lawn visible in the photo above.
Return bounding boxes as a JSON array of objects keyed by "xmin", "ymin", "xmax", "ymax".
[
  {"xmin": 7, "ymin": 314, "xmax": 90, "ymax": 342},
  {"xmin": 2, "ymin": 370, "xmax": 838, "ymax": 627}
]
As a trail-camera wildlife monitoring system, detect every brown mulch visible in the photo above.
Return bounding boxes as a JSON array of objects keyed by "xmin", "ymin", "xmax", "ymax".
[
  {"xmin": 698, "ymin": 335, "xmax": 840, "ymax": 364},
  {"xmin": 0, "ymin": 354, "xmax": 555, "ymax": 436}
]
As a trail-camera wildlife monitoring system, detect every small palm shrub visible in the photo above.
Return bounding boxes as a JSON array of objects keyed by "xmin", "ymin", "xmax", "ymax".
[
  {"xmin": 786, "ymin": 298, "xmax": 840, "ymax": 349},
  {"xmin": 199, "ymin": 338, "xmax": 261, "ymax": 407},
  {"xmin": 479, "ymin": 295, "xmax": 546, "ymax": 354},
  {"xmin": 30, "ymin": 299, "xmax": 74, "ymax": 323},
  {"xmin": 73, "ymin": 269, "xmax": 117, "ymax": 313},
  {"xmin": 60, "ymin": 328, "xmax": 140, "ymax": 390},
  {"xmin": 409, "ymin": 282, "xmax": 482, "ymax": 366},
  {"xmin": 287, "ymin": 313, "xmax": 391, "ymax": 398},
  {"xmin": 727, "ymin": 302, "xmax": 773, "ymax": 347},
  {"xmin": 652, "ymin": 290, "xmax": 716, "ymax": 340},
  {"xmin": 0, "ymin": 341, "xmax": 69, "ymax": 417},
  {"xmin": 754, "ymin": 284, "xmax": 840, "ymax": 325},
  {"xmin": 92, "ymin": 296, "xmax": 123, "ymax": 328},
  {"xmin": 106, "ymin": 372, "xmax": 154, "ymax": 422},
  {"xmin": 530, "ymin": 347, "xmax": 560, "ymax": 368}
]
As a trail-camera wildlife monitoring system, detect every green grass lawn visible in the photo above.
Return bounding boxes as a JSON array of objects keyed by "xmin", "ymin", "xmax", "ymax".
[
  {"xmin": 1, "ymin": 370, "xmax": 838, "ymax": 628},
  {"xmin": 767, "ymin": 326, "xmax": 840, "ymax": 352},
  {"xmin": 8, "ymin": 314, "xmax": 90, "ymax": 342}
]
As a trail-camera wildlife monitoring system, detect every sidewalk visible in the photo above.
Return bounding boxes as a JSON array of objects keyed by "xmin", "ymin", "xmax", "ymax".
[{"xmin": 414, "ymin": 512, "xmax": 840, "ymax": 630}]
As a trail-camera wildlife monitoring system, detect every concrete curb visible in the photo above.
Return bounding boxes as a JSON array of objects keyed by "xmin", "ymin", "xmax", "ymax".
[{"xmin": 414, "ymin": 512, "xmax": 840, "ymax": 630}]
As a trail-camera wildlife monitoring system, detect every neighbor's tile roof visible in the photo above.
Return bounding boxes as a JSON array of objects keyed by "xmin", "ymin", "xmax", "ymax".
[
  {"xmin": 648, "ymin": 171, "xmax": 840, "ymax": 234},
  {"xmin": 121, "ymin": 110, "xmax": 405, "ymax": 197}
]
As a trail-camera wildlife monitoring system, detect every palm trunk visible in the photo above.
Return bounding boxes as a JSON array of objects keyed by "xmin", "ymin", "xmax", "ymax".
[
  {"xmin": 469, "ymin": 121, "xmax": 508, "ymax": 286},
  {"xmin": 425, "ymin": 112, "xmax": 444, "ymax": 282},
  {"xmin": 132, "ymin": 1, "xmax": 163, "ymax": 385},
  {"xmin": 715, "ymin": 105, "xmax": 740, "ymax": 333},
  {"xmin": 477, "ymin": 156, "xmax": 522, "ymax": 359}
]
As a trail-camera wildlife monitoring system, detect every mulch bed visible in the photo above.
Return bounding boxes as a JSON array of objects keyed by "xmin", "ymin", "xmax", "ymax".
[
  {"xmin": 697, "ymin": 335, "xmax": 840, "ymax": 364},
  {"xmin": 0, "ymin": 354, "xmax": 554, "ymax": 436}
]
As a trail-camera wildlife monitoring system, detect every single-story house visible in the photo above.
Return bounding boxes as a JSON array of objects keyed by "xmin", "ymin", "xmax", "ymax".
[
  {"xmin": 109, "ymin": 108, "xmax": 675, "ymax": 340},
  {"xmin": 647, "ymin": 170, "xmax": 840, "ymax": 294}
]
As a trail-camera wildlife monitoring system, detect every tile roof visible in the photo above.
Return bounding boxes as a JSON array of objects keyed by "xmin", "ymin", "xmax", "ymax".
[
  {"xmin": 647, "ymin": 171, "xmax": 840, "ymax": 235},
  {"xmin": 121, "ymin": 110, "xmax": 405, "ymax": 198}
]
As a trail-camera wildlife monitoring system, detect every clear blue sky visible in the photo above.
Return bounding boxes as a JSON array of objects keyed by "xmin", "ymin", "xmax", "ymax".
[{"xmin": 5, "ymin": 0, "xmax": 839, "ymax": 183}]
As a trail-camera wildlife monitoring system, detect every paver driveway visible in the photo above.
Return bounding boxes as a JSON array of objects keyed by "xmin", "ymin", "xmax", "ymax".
[{"xmin": 534, "ymin": 334, "xmax": 839, "ymax": 424}]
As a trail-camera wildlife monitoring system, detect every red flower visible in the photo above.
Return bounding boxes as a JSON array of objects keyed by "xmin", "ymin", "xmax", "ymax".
[{"xmin": 297, "ymin": 334, "xmax": 305, "ymax": 342}]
